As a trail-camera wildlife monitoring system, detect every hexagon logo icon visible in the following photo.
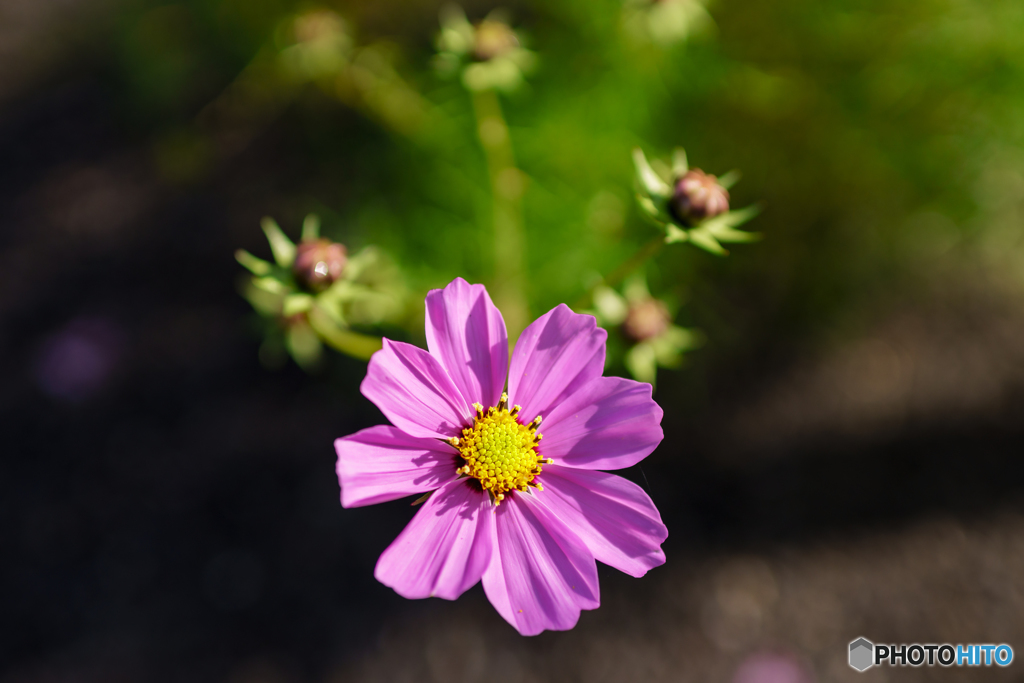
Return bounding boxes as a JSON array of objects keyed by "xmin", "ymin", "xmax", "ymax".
[{"xmin": 849, "ymin": 637, "xmax": 874, "ymax": 671}]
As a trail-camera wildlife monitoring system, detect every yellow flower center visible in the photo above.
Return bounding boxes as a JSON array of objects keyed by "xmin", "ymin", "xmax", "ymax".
[{"xmin": 450, "ymin": 393, "xmax": 549, "ymax": 504}]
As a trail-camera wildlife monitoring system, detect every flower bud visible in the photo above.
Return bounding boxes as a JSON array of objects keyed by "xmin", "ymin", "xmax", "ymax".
[
  {"xmin": 669, "ymin": 168, "xmax": 729, "ymax": 226},
  {"xmin": 293, "ymin": 10, "xmax": 345, "ymax": 45},
  {"xmin": 623, "ymin": 298, "xmax": 671, "ymax": 342},
  {"xmin": 473, "ymin": 20, "xmax": 520, "ymax": 61},
  {"xmin": 293, "ymin": 238, "xmax": 347, "ymax": 292}
]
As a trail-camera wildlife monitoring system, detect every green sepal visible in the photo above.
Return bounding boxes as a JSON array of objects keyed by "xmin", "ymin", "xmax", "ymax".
[
  {"xmin": 706, "ymin": 225, "xmax": 762, "ymax": 243},
  {"xmin": 685, "ymin": 225, "xmax": 728, "ymax": 255},
  {"xmin": 625, "ymin": 342, "xmax": 658, "ymax": 385},
  {"xmin": 664, "ymin": 224, "xmax": 689, "ymax": 244},
  {"xmin": 702, "ymin": 205, "xmax": 762, "ymax": 243},
  {"xmin": 311, "ymin": 287, "xmax": 349, "ymax": 327},
  {"xmin": 633, "ymin": 148, "xmax": 671, "ymax": 199},
  {"xmin": 252, "ymin": 276, "xmax": 290, "ymax": 294},
  {"xmin": 261, "ymin": 217, "xmax": 297, "ymax": 268},
  {"xmin": 671, "ymin": 148, "xmax": 689, "ymax": 178},
  {"xmin": 637, "ymin": 194, "xmax": 662, "ymax": 219},
  {"xmin": 301, "ymin": 214, "xmax": 320, "ymax": 241},
  {"xmin": 235, "ymin": 249, "xmax": 273, "ymax": 276},
  {"xmin": 591, "ymin": 285, "xmax": 628, "ymax": 326},
  {"xmin": 462, "ymin": 56, "xmax": 527, "ymax": 93},
  {"xmin": 437, "ymin": 4, "xmax": 474, "ymax": 55},
  {"xmin": 652, "ymin": 325, "xmax": 703, "ymax": 368},
  {"xmin": 285, "ymin": 321, "xmax": 323, "ymax": 370},
  {"xmin": 282, "ymin": 293, "xmax": 314, "ymax": 317},
  {"xmin": 239, "ymin": 278, "xmax": 285, "ymax": 316},
  {"xmin": 341, "ymin": 245, "xmax": 381, "ymax": 281},
  {"xmin": 717, "ymin": 169, "xmax": 742, "ymax": 190},
  {"xmin": 323, "ymin": 279, "xmax": 373, "ymax": 303}
]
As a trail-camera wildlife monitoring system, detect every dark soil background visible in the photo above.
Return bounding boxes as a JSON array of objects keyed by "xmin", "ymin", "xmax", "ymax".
[{"xmin": 3, "ymin": 1, "xmax": 1024, "ymax": 682}]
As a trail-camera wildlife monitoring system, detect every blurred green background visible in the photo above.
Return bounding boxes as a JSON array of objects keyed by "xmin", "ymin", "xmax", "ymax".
[{"xmin": 3, "ymin": 0, "xmax": 1024, "ymax": 681}]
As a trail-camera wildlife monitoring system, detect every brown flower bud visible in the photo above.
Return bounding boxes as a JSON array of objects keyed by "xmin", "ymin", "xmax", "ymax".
[
  {"xmin": 623, "ymin": 298, "xmax": 671, "ymax": 342},
  {"xmin": 293, "ymin": 10, "xmax": 345, "ymax": 44},
  {"xmin": 473, "ymin": 20, "xmax": 520, "ymax": 61},
  {"xmin": 669, "ymin": 169, "xmax": 730, "ymax": 226},
  {"xmin": 293, "ymin": 238, "xmax": 347, "ymax": 291}
]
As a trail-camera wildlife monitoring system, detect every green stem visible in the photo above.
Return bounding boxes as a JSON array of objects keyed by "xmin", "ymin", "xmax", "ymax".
[
  {"xmin": 604, "ymin": 236, "xmax": 665, "ymax": 290},
  {"xmin": 573, "ymin": 236, "xmax": 665, "ymax": 309},
  {"xmin": 307, "ymin": 306, "xmax": 383, "ymax": 360},
  {"xmin": 471, "ymin": 88, "xmax": 528, "ymax": 342}
]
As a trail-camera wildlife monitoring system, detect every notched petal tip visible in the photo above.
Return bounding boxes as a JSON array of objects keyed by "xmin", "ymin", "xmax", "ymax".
[
  {"xmin": 360, "ymin": 338, "xmax": 471, "ymax": 439},
  {"xmin": 538, "ymin": 466, "xmax": 668, "ymax": 578},
  {"xmin": 482, "ymin": 494, "xmax": 600, "ymax": 635},
  {"xmin": 540, "ymin": 375, "xmax": 665, "ymax": 471},
  {"xmin": 335, "ymin": 425, "xmax": 458, "ymax": 508},
  {"xmin": 374, "ymin": 479, "xmax": 494, "ymax": 601},
  {"xmin": 425, "ymin": 277, "xmax": 509, "ymax": 409},
  {"xmin": 508, "ymin": 303, "xmax": 609, "ymax": 422}
]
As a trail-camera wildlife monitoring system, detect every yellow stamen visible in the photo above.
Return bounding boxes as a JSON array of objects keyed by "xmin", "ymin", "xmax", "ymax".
[{"xmin": 454, "ymin": 400, "xmax": 546, "ymax": 505}]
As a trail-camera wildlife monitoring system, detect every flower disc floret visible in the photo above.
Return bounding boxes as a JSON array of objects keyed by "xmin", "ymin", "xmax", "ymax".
[{"xmin": 452, "ymin": 393, "xmax": 549, "ymax": 503}]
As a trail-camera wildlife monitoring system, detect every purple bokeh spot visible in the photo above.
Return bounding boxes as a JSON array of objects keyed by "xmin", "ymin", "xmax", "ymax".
[
  {"xmin": 35, "ymin": 317, "xmax": 122, "ymax": 401},
  {"xmin": 733, "ymin": 652, "xmax": 814, "ymax": 683}
]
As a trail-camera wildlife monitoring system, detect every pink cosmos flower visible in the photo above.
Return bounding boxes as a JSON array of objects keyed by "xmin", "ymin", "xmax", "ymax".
[{"xmin": 335, "ymin": 277, "xmax": 667, "ymax": 635}]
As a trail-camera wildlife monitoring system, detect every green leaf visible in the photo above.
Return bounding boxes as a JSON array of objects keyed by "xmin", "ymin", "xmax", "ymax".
[
  {"xmin": 261, "ymin": 217, "xmax": 296, "ymax": 268},
  {"xmin": 235, "ymin": 249, "xmax": 272, "ymax": 276},
  {"xmin": 301, "ymin": 214, "xmax": 320, "ymax": 241},
  {"xmin": 671, "ymin": 148, "xmax": 689, "ymax": 177},
  {"xmin": 632, "ymin": 148, "xmax": 671, "ymax": 199}
]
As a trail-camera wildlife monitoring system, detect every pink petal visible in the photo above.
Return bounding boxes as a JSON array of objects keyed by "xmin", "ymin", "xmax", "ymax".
[
  {"xmin": 540, "ymin": 376, "xmax": 663, "ymax": 470},
  {"xmin": 425, "ymin": 277, "xmax": 508, "ymax": 409},
  {"xmin": 482, "ymin": 492, "xmax": 599, "ymax": 636},
  {"xmin": 335, "ymin": 425, "xmax": 459, "ymax": 508},
  {"xmin": 508, "ymin": 304, "xmax": 607, "ymax": 423},
  {"xmin": 538, "ymin": 466, "xmax": 667, "ymax": 577},
  {"xmin": 361, "ymin": 339, "xmax": 471, "ymax": 439},
  {"xmin": 374, "ymin": 479, "xmax": 494, "ymax": 600}
]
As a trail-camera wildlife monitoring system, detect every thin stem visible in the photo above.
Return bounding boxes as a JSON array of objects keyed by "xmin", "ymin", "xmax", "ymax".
[
  {"xmin": 573, "ymin": 236, "xmax": 665, "ymax": 310},
  {"xmin": 604, "ymin": 236, "xmax": 665, "ymax": 290},
  {"xmin": 307, "ymin": 306, "xmax": 383, "ymax": 360},
  {"xmin": 471, "ymin": 88, "xmax": 528, "ymax": 342}
]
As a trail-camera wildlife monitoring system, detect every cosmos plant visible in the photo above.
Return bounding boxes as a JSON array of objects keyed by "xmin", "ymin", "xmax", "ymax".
[{"xmin": 232, "ymin": 5, "xmax": 763, "ymax": 635}]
